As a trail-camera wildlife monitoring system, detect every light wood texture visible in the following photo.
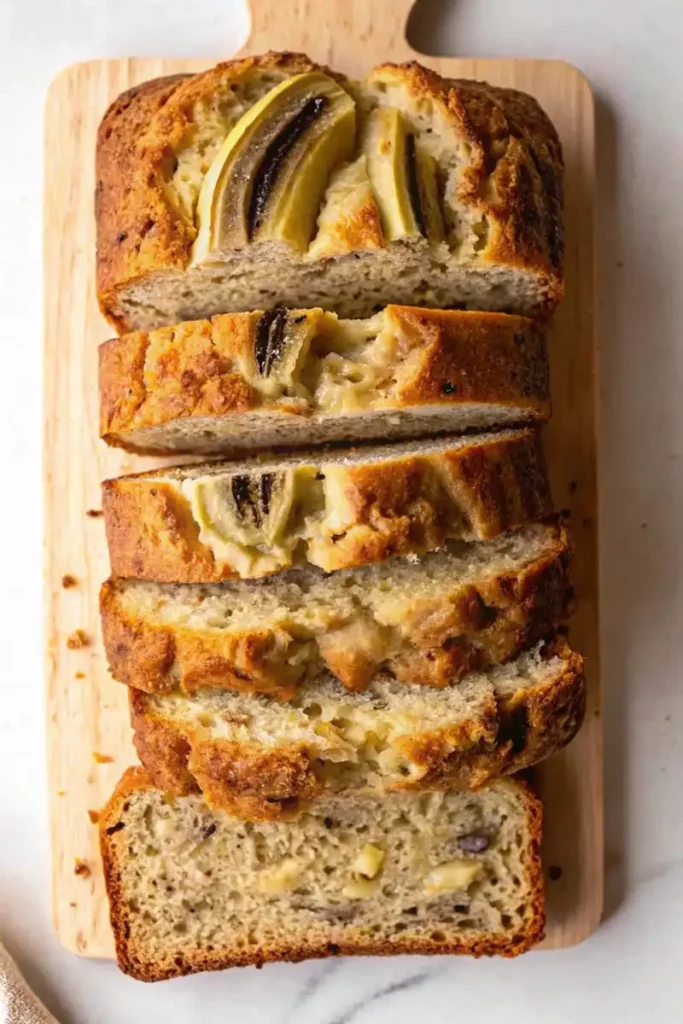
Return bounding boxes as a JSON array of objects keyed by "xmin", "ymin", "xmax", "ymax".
[{"xmin": 44, "ymin": 0, "xmax": 601, "ymax": 959}]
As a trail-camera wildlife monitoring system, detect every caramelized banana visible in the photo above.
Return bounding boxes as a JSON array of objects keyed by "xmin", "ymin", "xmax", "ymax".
[
  {"xmin": 185, "ymin": 470, "xmax": 296, "ymax": 549},
  {"xmin": 249, "ymin": 308, "xmax": 319, "ymax": 392},
  {"xmin": 364, "ymin": 107, "xmax": 444, "ymax": 242},
  {"xmin": 193, "ymin": 72, "xmax": 356, "ymax": 260}
]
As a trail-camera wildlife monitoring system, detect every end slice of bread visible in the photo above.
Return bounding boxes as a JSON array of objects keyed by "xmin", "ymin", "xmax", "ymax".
[
  {"xmin": 101, "ymin": 428, "xmax": 553, "ymax": 582},
  {"xmin": 100, "ymin": 769, "xmax": 545, "ymax": 979},
  {"xmin": 101, "ymin": 521, "xmax": 571, "ymax": 699},
  {"xmin": 129, "ymin": 638, "xmax": 585, "ymax": 820},
  {"xmin": 96, "ymin": 55, "xmax": 562, "ymax": 334},
  {"xmin": 99, "ymin": 306, "xmax": 550, "ymax": 455}
]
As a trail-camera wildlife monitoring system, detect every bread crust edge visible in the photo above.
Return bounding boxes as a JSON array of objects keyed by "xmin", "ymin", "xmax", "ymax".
[
  {"xmin": 128, "ymin": 640, "xmax": 585, "ymax": 821},
  {"xmin": 100, "ymin": 428, "xmax": 554, "ymax": 583},
  {"xmin": 98, "ymin": 306, "xmax": 550, "ymax": 454},
  {"xmin": 100, "ymin": 521, "xmax": 572, "ymax": 697}
]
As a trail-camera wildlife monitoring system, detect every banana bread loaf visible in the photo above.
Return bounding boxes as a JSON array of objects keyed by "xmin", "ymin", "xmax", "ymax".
[{"xmin": 96, "ymin": 53, "xmax": 563, "ymax": 332}]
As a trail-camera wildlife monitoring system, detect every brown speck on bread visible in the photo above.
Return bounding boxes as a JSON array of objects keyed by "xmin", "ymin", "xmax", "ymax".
[
  {"xmin": 67, "ymin": 629, "xmax": 90, "ymax": 649},
  {"xmin": 62, "ymin": 574, "xmax": 78, "ymax": 588}
]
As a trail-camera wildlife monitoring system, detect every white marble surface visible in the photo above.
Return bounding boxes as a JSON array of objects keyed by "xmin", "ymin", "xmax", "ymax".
[{"xmin": 1, "ymin": 0, "xmax": 682, "ymax": 1019}]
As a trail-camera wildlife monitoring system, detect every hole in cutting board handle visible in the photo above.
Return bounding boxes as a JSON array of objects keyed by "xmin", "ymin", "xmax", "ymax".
[
  {"xmin": 408, "ymin": 0, "xmax": 569, "ymax": 57},
  {"xmin": 407, "ymin": 0, "xmax": 456, "ymax": 54}
]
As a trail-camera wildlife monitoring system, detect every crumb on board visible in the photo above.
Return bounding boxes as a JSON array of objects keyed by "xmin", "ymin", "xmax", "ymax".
[
  {"xmin": 61, "ymin": 574, "xmax": 78, "ymax": 589},
  {"xmin": 568, "ymin": 481, "xmax": 578, "ymax": 495},
  {"xmin": 92, "ymin": 752, "xmax": 114, "ymax": 764},
  {"xmin": 88, "ymin": 809, "xmax": 100, "ymax": 824},
  {"xmin": 69, "ymin": 902, "xmax": 77, "ymax": 908},
  {"xmin": 74, "ymin": 859, "xmax": 91, "ymax": 878},
  {"xmin": 548, "ymin": 865, "xmax": 563, "ymax": 881},
  {"xmin": 75, "ymin": 671, "xmax": 85, "ymax": 680},
  {"xmin": 57, "ymin": 790, "xmax": 66, "ymax": 797},
  {"xmin": 86, "ymin": 508, "xmax": 103, "ymax": 518},
  {"xmin": 67, "ymin": 629, "xmax": 90, "ymax": 650}
]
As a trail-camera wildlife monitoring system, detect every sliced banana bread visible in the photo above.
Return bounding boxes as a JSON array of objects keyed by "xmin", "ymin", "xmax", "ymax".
[
  {"xmin": 97, "ymin": 54, "xmax": 562, "ymax": 333},
  {"xmin": 101, "ymin": 429, "xmax": 553, "ymax": 582},
  {"xmin": 99, "ymin": 306, "xmax": 550, "ymax": 455},
  {"xmin": 130, "ymin": 639, "xmax": 585, "ymax": 820},
  {"xmin": 101, "ymin": 521, "xmax": 571, "ymax": 699},
  {"xmin": 100, "ymin": 769, "xmax": 545, "ymax": 979}
]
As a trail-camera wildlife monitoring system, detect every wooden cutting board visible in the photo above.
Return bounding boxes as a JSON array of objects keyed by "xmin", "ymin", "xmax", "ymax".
[{"xmin": 44, "ymin": 0, "xmax": 602, "ymax": 958}]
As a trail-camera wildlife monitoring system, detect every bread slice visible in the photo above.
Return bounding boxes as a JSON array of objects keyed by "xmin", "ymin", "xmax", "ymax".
[
  {"xmin": 130, "ymin": 639, "xmax": 585, "ymax": 820},
  {"xmin": 101, "ymin": 521, "xmax": 571, "ymax": 699},
  {"xmin": 99, "ymin": 305, "xmax": 550, "ymax": 455},
  {"xmin": 101, "ymin": 428, "xmax": 553, "ymax": 582},
  {"xmin": 96, "ymin": 53, "xmax": 563, "ymax": 334},
  {"xmin": 100, "ymin": 768, "xmax": 545, "ymax": 978}
]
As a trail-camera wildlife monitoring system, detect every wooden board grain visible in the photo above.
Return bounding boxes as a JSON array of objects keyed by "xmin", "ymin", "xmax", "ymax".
[{"xmin": 44, "ymin": 0, "xmax": 601, "ymax": 959}]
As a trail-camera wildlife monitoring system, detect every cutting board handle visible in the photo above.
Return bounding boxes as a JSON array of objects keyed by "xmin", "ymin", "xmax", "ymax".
[{"xmin": 241, "ymin": 0, "xmax": 417, "ymax": 74}]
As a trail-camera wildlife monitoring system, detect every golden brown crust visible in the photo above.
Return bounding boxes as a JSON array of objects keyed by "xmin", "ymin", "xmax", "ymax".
[
  {"xmin": 371, "ymin": 62, "xmax": 563, "ymax": 287},
  {"xmin": 96, "ymin": 74, "xmax": 192, "ymax": 335},
  {"xmin": 100, "ymin": 768, "xmax": 545, "ymax": 978},
  {"xmin": 100, "ymin": 521, "xmax": 572, "ymax": 698},
  {"xmin": 129, "ymin": 639, "xmax": 585, "ymax": 821},
  {"xmin": 96, "ymin": 54, "xmax": 563, "ymax": 333},
  {"xmin": 99, "ymin": 313, "xmax": 260, "ymax": 445},
  {"xmin": 101, "ymin": 428, "xmax": 553, "ymax": 582},
  {"xmin": 127, "ymin": 711, "xmax": 198, "ymax": 797},
  {"xmin": 403, "ymin": 642, "xmax": 585, "ymax": 790},
  {"xmin": 313, "ymin": 190, "xmax": 384, "ymax": 255},
  {"xmin": 96, "ymin": 53, "xmax": 325, "ymax": 330},
  {"xmin": 99, "ymin": 306, "xmax": 550, "ymax": 453}
]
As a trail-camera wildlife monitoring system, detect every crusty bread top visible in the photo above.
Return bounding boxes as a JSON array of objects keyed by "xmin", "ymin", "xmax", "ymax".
[
  {"xmin": 100, "ymin": 519, "xmax": 572, "ymax": 698},
  {"xmin": 99, "ymin": 305, "xmax": 550, "ymax": 455},
  {"xmin": 97, "ymin": 54, "xmax": 321, "ymax": 313},
  {"xmin": 100, "ymin": 768, "xmax": 545, "ymax": 978},
  {"xmin": 96, "ymin": 53, "xmax": 563, "ymax": 331},
  {"xmin": 129, "ymin": 637, "xmax": 585, "ymax": 821},
  {"xmin": 101, "ymin": 429, "xmax": 553, "ymax": 582}
]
